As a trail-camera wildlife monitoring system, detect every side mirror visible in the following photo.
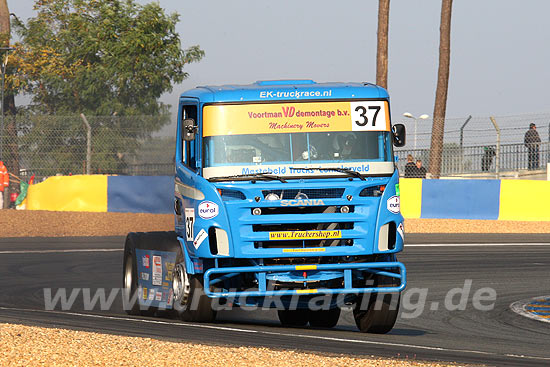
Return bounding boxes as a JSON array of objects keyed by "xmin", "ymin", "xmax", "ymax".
[
  {"xmin": 183, "ymin": 118, "xmax": 198, "ymax": 141},
  {"xmin": 392, "ymin": 123, "xmax": 406, "ymax": 147}
]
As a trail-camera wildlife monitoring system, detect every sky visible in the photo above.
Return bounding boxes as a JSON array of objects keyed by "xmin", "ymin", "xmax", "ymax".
[{"xmin": 8, "ymin": 0, "xmax": 550, "ymax": 135}]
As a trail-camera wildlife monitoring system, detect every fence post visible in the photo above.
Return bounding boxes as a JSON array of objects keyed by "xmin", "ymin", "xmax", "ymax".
[
  {"xmin": 80, "ymin": 113, "xmax": 92, "ymax": 175},
  {"xmin": 489, "ymin": 117, "xmax": 500, "ymax": 179},
  {"xmin": 459, "ymin": 115, "xmax": 472, "ymax": 173}
]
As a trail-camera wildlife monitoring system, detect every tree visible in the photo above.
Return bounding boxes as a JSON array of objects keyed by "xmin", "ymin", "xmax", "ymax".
[
  {"xmin": 11, "ymin": 0, "xmax": 204, "ymax": 116},
  {"xmin": 428, "ymin": 0, "xmax": 453, "ymax": 178},
  {"xmin": 376, "ymin": 0, "xmax": 390, "ymax": 89},
  {"xmin": 7, "ymin": 0, "xmax": 204, "ymax": 175},
  {"xmin": 0, "ymin": 0, "xmax": 19, "ymax": 190}
]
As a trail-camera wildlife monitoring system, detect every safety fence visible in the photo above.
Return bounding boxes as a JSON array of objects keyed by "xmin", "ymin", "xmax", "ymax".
[
  {"xmin": 1, "ymin": 112, "xmax": 549, "ymax": 183},
  {"xmin": 396, "ymin": 113, "xmax": 550, "ymax": 177},
  {"xmin": 0, "ymin": 114, "xmax": 175, "ymax": 182}
]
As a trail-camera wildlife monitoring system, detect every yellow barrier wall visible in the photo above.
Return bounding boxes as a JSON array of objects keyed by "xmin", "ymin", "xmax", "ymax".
[
  {"xmin": 399, "ymin": 178, "xmax": 423, "ymax": 219},
  {"xmin": 499, "ymin": 179, "xmax": 550, "ymax": 221},
  {"xmin": 26, "ymin": 175, "xmax": 108, "ymax": 212}
]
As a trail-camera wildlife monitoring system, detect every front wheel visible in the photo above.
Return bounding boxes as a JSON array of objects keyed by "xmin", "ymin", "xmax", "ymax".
[
  {"xmin": 172, "ymin": 257, "xmax": 216, "ymax": 323},
  {"xmin": 353, "ymin": 273, "xmax": 401, "ymax": 334}
]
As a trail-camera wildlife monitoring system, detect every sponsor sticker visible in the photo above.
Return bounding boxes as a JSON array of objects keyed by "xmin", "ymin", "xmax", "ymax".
[
  {"xmin": 140, "ymin": 272, "xmax": 150, "ymax": 281},
  {"xmin": 269, "ymin": 230, "xmax": 341, "ymax": 240},
  {"xmin": 193, "ymin": 229, "xmax": 208, "ymax": 249},
  {"xmin": 142, "ymin": 255, "xmax": 150, "ymax": 268},
  {"xmin": 283, "ymin": 248, "xmax": 326, "ymax": 253},
  {"xmin": 167, "ymin": 289, "xmax": 173, "ymax": 307},
  {"xmin": 198, "ymin": 201, "xmax": 219, "ymax": 219},
  {"xmin": 387, "ymin": 195, "xmax": 400, "ymax": 214},
  {"xmin": 148, "ymin": 289, "xmax": 155, "ymax": 301},
  {"xmin": 165, "ymin": 262, "xmax": 174, "ymax": 281},
  {"xmin": 152, "ymin": 256, "xmax": 162, "ymax": 286},
  {"xmin": 155, "ymin": 290, "xmax": 162, "ymax": 301},
  {"xmin": 142, "ymin": 287, "xmax": 147, "ymax": 300},
  {"xmin": 184, "ymin": 208, "xmax": 195, "ymax": 241},
  {"xmin": 397, "ymin": 222, "xmax": 405, "ymax": 241}
]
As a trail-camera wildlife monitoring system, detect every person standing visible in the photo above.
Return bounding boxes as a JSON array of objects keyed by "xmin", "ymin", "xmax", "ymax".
[
  {"xmin": 413, "ymin": 159, "xmax": 427, "ymax": 178},
  {"xmin": 0, "ymin": 160, "xmax": 9, "ymax": 209},
  {"xmin": 404, "ymin": 154, "xmax": 416, "ymax": 177},
  {"xmin": 524, "ymin": 123, "xmax": 541, "ymax": 170}
]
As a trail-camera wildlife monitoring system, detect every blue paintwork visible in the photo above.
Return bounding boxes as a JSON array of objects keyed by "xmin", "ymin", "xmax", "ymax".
[
  {"xmin": 180, "ymin": 81, "xmax": 389, "ymax": 104},
  {"xmin": 168, "ymin": 80, "xmax": 405, "ymax": 301}
]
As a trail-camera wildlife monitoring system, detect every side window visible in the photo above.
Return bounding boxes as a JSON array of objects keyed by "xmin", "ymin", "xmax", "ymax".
[{"xmin": 181, "ymin": 105, "xmax": 198, "ymax": 171}]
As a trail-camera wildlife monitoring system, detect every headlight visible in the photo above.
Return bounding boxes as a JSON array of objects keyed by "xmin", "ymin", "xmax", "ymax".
[{"xmin": 265, "ymin": 193, "xmax": 280, "ymax": 201}]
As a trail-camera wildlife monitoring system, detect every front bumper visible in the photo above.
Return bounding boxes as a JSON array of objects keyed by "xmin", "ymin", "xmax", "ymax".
[{"xmin": 203, "ymin": 261, "xmax": 406, "ymax": 298}]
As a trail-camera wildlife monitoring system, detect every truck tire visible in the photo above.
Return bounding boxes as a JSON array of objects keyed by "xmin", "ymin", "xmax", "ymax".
[
  {"xmin": 308, "ymin": 307, "xmax": 341, "ymax": 328},
  {"xmin": 277, "ymin": 309, "xmax": 309, "ymax": 327},
  {"xmin": 172, "ymin": 248, "xmax": 216, "ymax": 323},
  {"xmin": 353, "ymin": 273, "xmax": 400, "ymax": 334},
  {"xmin": 122, "ymin": 233, "xmax": 156, "ymax": 317}
]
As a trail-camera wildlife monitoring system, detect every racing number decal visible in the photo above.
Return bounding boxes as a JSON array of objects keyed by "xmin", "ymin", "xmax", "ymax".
[
  {"xmin": 350, "ymin": 101, "xmax": 387, "ymax": 131},
  {"xmin": 184, "ymin": 208, "xmax": 195, "ymax": 241}
]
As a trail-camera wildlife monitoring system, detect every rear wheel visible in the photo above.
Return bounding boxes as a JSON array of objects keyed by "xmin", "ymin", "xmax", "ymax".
[
  {"xmin": 308, "ymin": 307, "xmax": 341, "ymax": 328},
  {"xmin": 353, "ymin": 273, "xmax": 400, "ymax": 334},
  {"xmin": 122, "ymin": 252, "xmax": 141, "ymax": 316},
  {"xmin": 172, "ymin": 251, "xmax": 216, "ymax": 322},
  {"xmin": 277, "ymin": 309, "xmax": 309, "ymax": 327},
  {"xmin": 122, "ymin": 237, "xmax": 156, "ymax": 317}
]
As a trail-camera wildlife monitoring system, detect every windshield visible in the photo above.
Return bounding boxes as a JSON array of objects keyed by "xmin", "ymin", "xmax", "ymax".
[
  {"xmin": 205, "ymin": 131, "xmax": 389, "ymax": 165},
  {"xmin": 202, "ymin": 100, "xmax": 394, "ymax": 178}
]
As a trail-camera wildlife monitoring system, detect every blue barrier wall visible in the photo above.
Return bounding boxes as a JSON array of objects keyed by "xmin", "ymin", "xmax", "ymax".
[
  {"xmin": 107, "ymin": 176, "xmax": 173, "ymax": 214},
  {"xmin": 420, "ymin": 179, "xmax": 501, "ymax": 220}
]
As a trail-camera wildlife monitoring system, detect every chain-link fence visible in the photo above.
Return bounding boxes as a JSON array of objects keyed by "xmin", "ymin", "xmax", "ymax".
[
  {"xmin": 396, "ymin": 113, "xmax": 550, "ymax": 178},
  {"xmin": 1, "ymin": 112, "xmax": 548, "ymax": 183},
  {"xmin": 0, "ymin": 114, "xmax": 175, "ymax": 182}
]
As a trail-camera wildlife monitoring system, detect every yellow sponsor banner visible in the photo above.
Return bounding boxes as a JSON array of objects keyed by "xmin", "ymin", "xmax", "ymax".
[
  {"xmin": 282, "ymin": 248, "xmax": 326, "ymax": 253},
  {"xmin": 296, "ymin": 289, "xmax": 318, "ymax": 294},
  {"xmin": 203, "ymin": 100, "xmax": 390, "ymax": 136},
  {"xmin": 295, "ymin": 265, "xmax": 318, "ymax": 270},
  {"xmin": 270, "ymin": 230, "xmax": 342, "ymax": 241}
]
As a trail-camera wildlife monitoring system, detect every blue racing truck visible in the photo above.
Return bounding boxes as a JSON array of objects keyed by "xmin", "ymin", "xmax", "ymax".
[{"xmin": 123, "ymin": 80, "xmax": 407, "ymax": 333}]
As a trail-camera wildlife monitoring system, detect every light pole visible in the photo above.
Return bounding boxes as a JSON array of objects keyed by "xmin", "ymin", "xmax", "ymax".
[
  {"xmin": 0, "ymin": 47, "xmax": 14, "ymax": 160},
  {"xmin": 403, "ymin": 112, "xmax": 429, "ymax": 151}
]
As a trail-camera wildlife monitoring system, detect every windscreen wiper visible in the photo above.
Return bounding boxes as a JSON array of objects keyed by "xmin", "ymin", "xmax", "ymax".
[
  {"xmin": 289, "ymin": 167, "xmax": 366, "ymax": 181},
  {"xmin": 209, "ymin": 173, "xmax": 287, "ymax": 183}
]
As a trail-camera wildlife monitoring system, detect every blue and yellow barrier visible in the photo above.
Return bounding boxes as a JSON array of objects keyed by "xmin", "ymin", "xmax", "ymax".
[
  {"xmin": 26, "ymin": 175, "xmax": 173, "ymax": 213},
  {"xmin": 24, "ymin": 175, "xmax": 550, "ymax": 220},
  {"xmin": 400, "ymin": 178, "xmax": 550, "ymax": 221}
]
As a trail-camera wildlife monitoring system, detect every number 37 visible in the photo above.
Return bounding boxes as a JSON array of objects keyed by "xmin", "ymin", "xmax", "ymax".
[{"xmin": 350, "ymin": 101, "xmax": 386, "ymax": 131}]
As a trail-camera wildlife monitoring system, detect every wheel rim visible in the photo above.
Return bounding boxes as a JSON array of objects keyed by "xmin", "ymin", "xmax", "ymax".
[
  {"xmin": 172, "ymin": 263, "xmax": 190, "ymax": 309},
  {"xmin": 124, "ymin": 256, "xmax": 133, "ymax": 290}
]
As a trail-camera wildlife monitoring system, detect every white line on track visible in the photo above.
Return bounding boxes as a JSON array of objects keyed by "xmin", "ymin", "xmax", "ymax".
[
  {"xmin": 406, "ymin": 243, "xmax": 550, "ymax": 247},
  {"xmin": 0, "ymin": 249, "xmax": 123, "ymax": 254},
  {"xmin": 0, "ymin": 306, "xmax": 549, "ymax": 362}
]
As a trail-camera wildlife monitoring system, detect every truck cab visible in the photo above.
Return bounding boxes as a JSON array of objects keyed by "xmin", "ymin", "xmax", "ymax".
[{"xmin": 123, "ymin": 80, "xmax": 407, "ymax": 333}]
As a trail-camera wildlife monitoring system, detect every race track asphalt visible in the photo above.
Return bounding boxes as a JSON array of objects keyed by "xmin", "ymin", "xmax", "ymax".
[{"xmin": 0, "ymin": 234, "xmax": 549, "ymax": 366}]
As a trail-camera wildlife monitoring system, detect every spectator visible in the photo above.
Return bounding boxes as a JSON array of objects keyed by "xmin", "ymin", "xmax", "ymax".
[
  {"xmin": 524, "ymin": 123, "xmax": 541, "ymax": 170},
  {"xmin": 0, "ymin": 160, "xmax": 9, "ymax": 209},
  {"xmin": 481, "ymin": 146, "xmax": 496, "ymax": 172},
  {"xmin": 412, "ymin": 159, "xmax": 427, "ymax": 178},
  {"xmin": 404, "ymin": 154, "xmax": 416, "ymax": 177}
]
